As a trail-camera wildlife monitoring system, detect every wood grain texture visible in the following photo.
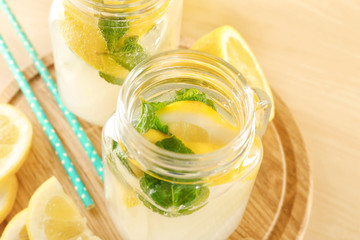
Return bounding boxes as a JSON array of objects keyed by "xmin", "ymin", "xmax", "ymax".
[
  {"xmin": 1, "ymin": 1, "xmax": 360, "ymax": 239},
  {"xmin": 0, "ymin": 53, "xmax": 311, "ymax": 239}
]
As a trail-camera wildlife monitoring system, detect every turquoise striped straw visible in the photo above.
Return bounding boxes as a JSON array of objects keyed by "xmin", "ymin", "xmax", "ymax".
[
  {"xmin": 0, "ymin": 35, "xmax": 94, "ymax": 209},
  {"xmin": 0, "ymin": 0, "xmax": 103, "ymax": 181}
]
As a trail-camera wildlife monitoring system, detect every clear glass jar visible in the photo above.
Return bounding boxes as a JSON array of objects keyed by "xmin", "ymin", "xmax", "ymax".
[
  {"xmin": 102, "ymin": 50, "xmax": 271, "ymax": 240},
  {"xmin": 49, "ymin": 0, "xmax": 183, "ymax": 126}
]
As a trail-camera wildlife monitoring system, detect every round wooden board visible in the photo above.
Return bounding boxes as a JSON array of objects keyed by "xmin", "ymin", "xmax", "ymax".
[{"xmin": 0, "ymin": 43, "xmax": 312, "ymax": 239}]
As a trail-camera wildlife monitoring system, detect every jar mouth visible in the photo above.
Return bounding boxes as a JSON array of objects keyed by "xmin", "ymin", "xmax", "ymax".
[
  {"xmin": 67, "ymin": 0, "xmax": 169, "ymax": 22},
  {"xmin": 116, "ymin": 50, "xmax": 256, "ymax": 180}
]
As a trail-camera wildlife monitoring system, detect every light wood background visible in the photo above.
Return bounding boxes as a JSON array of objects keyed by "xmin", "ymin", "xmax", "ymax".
[{"xmin": 0, "ymin": 0, "xmax": 359, "ymax": 239}]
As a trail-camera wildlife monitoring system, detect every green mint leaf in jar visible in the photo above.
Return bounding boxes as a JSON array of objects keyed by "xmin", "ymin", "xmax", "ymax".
[
  {"xmin": 98, "ymin": 17, "xmax": 129, "ymax": 53},
  {"xmin": 98, "ymin": 71, "xmax": 124, "ymax": 85},
  {"xmin": 155, "ymin": 136, "xmax": 194, "ymax": 154},
  {"xmin": 174, "ymin": 88, "xmax": 216, "ymax": 110},
  {"xmin": 110, "ymin": 36, "xmax": 148, "ymax": 70}
]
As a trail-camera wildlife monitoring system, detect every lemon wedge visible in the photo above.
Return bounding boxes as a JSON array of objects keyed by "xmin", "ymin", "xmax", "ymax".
[
  {"xmin": 191, "ymin": 25, "xmax": 275, "ymax": 121},
  {"xmin": 1, "ymin": 209, "xmax": 29, "ymax": 240},
  {"xmin": 61, "ymin": 5, "xmax": 128, "ymax": 78},
  {"xmin": 61, "ymin": 1, "xmax": 170, "ymax": 78},
  {"xmin": 26, "ymin": 177, "xmax": 100, "ymax": 240},
  {"xmin": 0, "ymin": 104, "xmax": 32, "ymax": 181},
  {"xmin": 142, "ymin": 129, "xmax": 171, "ymax": 144},
  {"xmin": 157, "ymin": 101, "xmax": 239, "ymax": 146},
  {"xmin": 0, "ymin": 175, "xmax": 18, "ymax": 224}
]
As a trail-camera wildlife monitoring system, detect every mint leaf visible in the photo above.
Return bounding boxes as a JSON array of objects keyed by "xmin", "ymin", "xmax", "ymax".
[
  {"xmin": 99, "ymin": 18, "xmax": 147, "ymax": 71},
  {"xmin": 111, "ymin": 36, "xmax": 148, "ymax": 70},
  {"xmin": 138, "ymin": 136, "xmax": 208, "ymax": 216},
  {"xmin": 139, "ymin": 173, "xmax": 209, "ymax": 216},
  {"xmin": 99, "ymin": 17, "xmax": 128, "ymax": 53},
  {"xmin": 155, "ymin": 136, "xmax": 193, "ymax": 154},
  {"xmin": 112, "ymin": 140, "xmax": 133, "ymax": 174},
  {"xmin": 175, "ymin": 88, "xmax": 216, "ymax": 110},
  {"xmin": 136, "ymin": 101, "xmax": 169, "ymax": 134},
  {"xmin": 136, "ymin": 89, "xmax": 215, "ymax": 134},
  {"xmin": 99, "ymin": 71, "xmax": 124, "ymax": 85}
]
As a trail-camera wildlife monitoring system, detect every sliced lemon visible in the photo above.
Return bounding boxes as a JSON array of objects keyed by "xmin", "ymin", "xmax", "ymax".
[
  {"xmin": 1, "ymin": 209, "xmax": 29, "ymax": 240},
  {"xmin": 0, "ymin": 175, "xmax": 18, "ymax": 224},
  {"xmin": 191, "ymin": 25, "xmax": 275, "ymax": 121},
  {"xmin": 142, "ymin": 129, "xmax": 171, "ymax": 144},
  {"xmin": 142, "ymin": 128, "xmax": 220, "ymax": 154},
  {"xmin": 167, "ymin": 122, "xmax": 208, "ymax": 143},
  {"xmin": 0, "ymin": 104, "xmax": 32, "ymax": 181},
  {"xmin": 26, "ymin": 177, "xmax": 100, "ymax": 240},
  {"xmin": 157, "ymin": 101, "xmax": 240, "ymax": 146},
  {"xmin": 61, "ymin": 5, "xmax": 128, "ymax": 78}
]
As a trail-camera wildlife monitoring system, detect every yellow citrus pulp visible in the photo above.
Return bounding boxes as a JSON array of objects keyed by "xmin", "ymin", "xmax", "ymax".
[
  {"xmin": 191, "ymin": 25, "xmax": 275, "ymax": 121},
  {"xmin": 26, "ymin": 177, "xmax": 100, "ymax": 240},
  {"xmin": 142, "ymin": 100, "xmax": 261, "ymax": 184},
  {"xmin": 61, "ymin": 0, "xmax": 170, "ymax": 78},
  {"xmin": 0, "ymin": 175, "xmax": 18, "ymax": 224},
  {"xmin": 0, "ymin": 104, "xmax": 32, "ymax": 181},
  {"xmin": 61, "ymin": 5, "xmax": 128, "ymax": 78},
  {"xmin": 1, "ymin": 209, "xmax": 29, "ymax": 240}
]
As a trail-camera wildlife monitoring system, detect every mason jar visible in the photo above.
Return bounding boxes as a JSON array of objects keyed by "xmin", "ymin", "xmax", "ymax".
[
  {"xmin": 102, "ymin": 50, "xmax": 271, "ymax": 240},
  {"xmin": 49, "ymin": 0, "xmax": 183, "ymax": 126}
]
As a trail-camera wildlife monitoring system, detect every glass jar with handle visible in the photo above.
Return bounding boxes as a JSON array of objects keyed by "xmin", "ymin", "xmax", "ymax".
[
  {"xmin": 102, "ymin": 50, "xmax": 271, "ymax": 240},
  {"xmin": 49, "ymin": 0, "xmax": 183, "ymax": 125}
]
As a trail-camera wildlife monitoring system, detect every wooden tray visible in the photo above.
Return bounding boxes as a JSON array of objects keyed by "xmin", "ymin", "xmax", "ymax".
[{"xmin": 0, "ymin": 43, "xmax": 312, "ymax": 239}]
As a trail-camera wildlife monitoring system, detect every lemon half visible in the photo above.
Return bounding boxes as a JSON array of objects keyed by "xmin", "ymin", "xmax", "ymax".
[
  {"xmin": 0, "ymin": 104, "xmax": 32, "ymax": 181},
  {"xmin": 0, "ymin": 175, "xmax": 18, "ymax": 224},
  {"xmin": 191, "ymin": 25, "xmax": 275, "ymax": 121},
  {"xmin": 26, "ymin": 177, "xmax": 100, "ymax": 240},
  {"xmin": 1, "ymin": 209, "xmax": 29, "ymax": 240}
]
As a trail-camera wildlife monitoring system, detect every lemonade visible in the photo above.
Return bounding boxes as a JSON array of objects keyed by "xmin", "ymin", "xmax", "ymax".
[
  {"xmin": 102, "ymin": 51, "xmax": 271, "ymax": 240},
  {"xmin": 49, "ymin": 0, "xmax": 183, "ymax": 125}
]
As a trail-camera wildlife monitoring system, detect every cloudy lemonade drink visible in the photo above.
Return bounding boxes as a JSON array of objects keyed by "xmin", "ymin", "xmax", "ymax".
[
  {"xmin": 49, "ymin": 0, "xmax": 182, "ymax": 125},
  {"xmin": 102, "ymin": 51, "xmax": 271, "ymax": 240}
]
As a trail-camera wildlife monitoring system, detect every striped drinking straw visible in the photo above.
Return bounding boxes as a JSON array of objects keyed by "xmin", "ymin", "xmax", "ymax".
[
  {"xmin": 0, "ymin": 35, "xmax": 94, "ymax": 208},
  {"xmin": 0, "ymin": 0, "xmax": 104, "ymax": 181}
]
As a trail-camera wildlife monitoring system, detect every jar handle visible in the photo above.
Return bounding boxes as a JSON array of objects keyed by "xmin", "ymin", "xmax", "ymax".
[{"xmin": 252, "ymin": 88, "xmax": 272, "ymax": 138}]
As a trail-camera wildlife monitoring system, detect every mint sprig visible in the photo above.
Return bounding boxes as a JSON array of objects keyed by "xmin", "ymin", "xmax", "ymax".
[
  {"xmin": 155, "ymin": 136, "xmax": 194, "ymax": 154},
  {"xmin": 136, "ymin": 101, "xmax": 169, "ymax": 134},
  {"xmin": 99, "ymin": 18, "xmax": 148, "ymax": 73},
  {"xmin": 135, "ymin": 88, "xmax": 215, "ymax": 216},
  {"xmin": 136, "ymin": 88, "xmax": 216, "ymax": 135},
  {"xmin": 98, "ymin": 17, "xmax": 128, "ymax": 53},
  {"xmin": 139, "ymin": 173, "xmax": 209, "ymax": 217},
  {"xmin": 111, "ymin": 36, "xmax": 148, "ymax": 70},
  {"xmin": 99, "ymin": 71, "xmax": 124, "ymax": 85},
  {"xmin": 175, "ymin": 88, "xmax": 216, "ymax": 110}
]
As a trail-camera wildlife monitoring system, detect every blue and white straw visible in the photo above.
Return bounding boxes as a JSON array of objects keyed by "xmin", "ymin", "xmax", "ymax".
[
  {"xmin": 0, "ymin": 35, "xmax": 94, "ymax": 209},
  {"xmin": 0, "ymin": 0, "xmax": 104, "ymax": 181}
]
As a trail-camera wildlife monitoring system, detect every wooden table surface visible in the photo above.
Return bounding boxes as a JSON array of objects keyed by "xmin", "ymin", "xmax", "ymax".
[{"xmin": 0, "ymin": 0, "xmax": 359, "ymax": 239}]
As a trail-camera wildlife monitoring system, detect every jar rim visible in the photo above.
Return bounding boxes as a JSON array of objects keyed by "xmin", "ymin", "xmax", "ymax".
[
  {"xmin": 66, "ymin": 0, "xmax": 170, "ymax": 22},
  {"xmin": 116, "ymin": 49, "xmax": 256, "ymax": 179}
]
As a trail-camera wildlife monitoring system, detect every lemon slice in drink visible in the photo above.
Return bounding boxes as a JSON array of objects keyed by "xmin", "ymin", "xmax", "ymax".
[
  {"xmin": 61, "ymin": 5, "xmax": 128, "ymax": 78},
  {"xmin": 0, "ymin": 104, "xmax": 32, "ymax": 181},
  {"xmin": 191, "ymin": 25, "xmax": 275, "ymax": 121},
  {"xmin": 26, "ymin": 177, "xmax": 100, "ymax": 240},
  {"xmin": 157, "ymin": 101, "xmax": 240, "ymax": 147},
  {"xmin": 143, "ymin": 128, "xmax": 221, "ymax": 154},
  {"xmin": 1, "ymin": 209, "xmax": 29, "ymax": 240},
  {"xmin": 0, "ymin": 175, "xmax": 18, "ymax": 224}
]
